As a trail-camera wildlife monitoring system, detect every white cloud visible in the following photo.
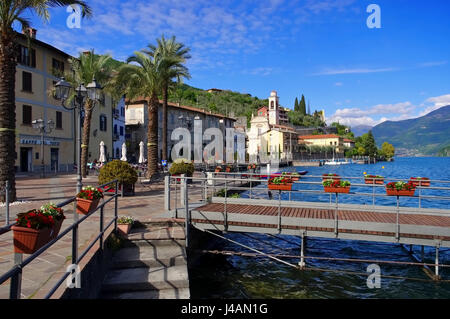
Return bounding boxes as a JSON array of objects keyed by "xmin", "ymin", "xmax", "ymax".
[
  {"xmin": 312, "ymin": 67, "xmax": 398, "ymax": 76},
  {"xmin": 334, "ymin": 82, "xmax": 343, "ymax": 86},
  {"xmin": 419, "ymin": 94, "xmax": 450, "ymax": 116}
]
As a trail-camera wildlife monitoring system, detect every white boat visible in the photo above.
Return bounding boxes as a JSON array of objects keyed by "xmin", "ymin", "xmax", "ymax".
[{"xmin": 324, "ymin": 158, "xmax": 350, "ymax": 165}]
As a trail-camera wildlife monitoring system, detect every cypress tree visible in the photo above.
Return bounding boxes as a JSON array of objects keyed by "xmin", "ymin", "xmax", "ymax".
[
  {"xmin": 294, "ymin": 97, "xmax": 299, "ymax": 111},
  {"xmin": 300, "ymin": 94, "xmax": 306, "ymax": 115}
]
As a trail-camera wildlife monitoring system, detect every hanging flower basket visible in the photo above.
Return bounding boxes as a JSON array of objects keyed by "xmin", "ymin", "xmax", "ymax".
[
  {"xmin": 364, "ymin": 175, "xmax": 384, "ymax": 184},
  {"xmin": 409, "ymin": 177, "xmax": 430, "ymax": 187},
  {"xmin": 76, "ymin": 198, "xmax": 100, "ymax": 215},
  {"xmin": 12, "ymin": 208, "xmax": 59, "ymax": 254},
  {"xmin": 323, "ymin": 180, "xmax": 351, "ymax": 193},
  {"xmin": 386, "ymin": 181, "xmax": 416, "ymax": 196},
  {"xmin": 12, "ymin": 226, "xmax": 52, "ymax": 254}
]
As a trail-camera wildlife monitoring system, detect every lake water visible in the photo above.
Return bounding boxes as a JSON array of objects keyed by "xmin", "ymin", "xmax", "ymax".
[{"xmin": 189, "ymin": 157, "xmax": 450, "ymax": 298}]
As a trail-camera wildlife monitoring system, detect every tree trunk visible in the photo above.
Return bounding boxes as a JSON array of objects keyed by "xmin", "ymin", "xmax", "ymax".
[
  {"xmin": 147, "ymin": 94, "xmax": 159, "ymax": 178},
  {"xmin": 162, "ymin": 84, "xmax": 168, "ymax": 161},
  {"xmin": 0, "ymin": 34, "xmax": 17, "ymax": 203},
  {"xmin": 81, "ymin": 101, "xmax": 94, "ymax": 178}
]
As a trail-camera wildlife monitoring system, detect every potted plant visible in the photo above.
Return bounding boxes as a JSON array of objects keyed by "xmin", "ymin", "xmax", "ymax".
[
  {"xmin": 215, "ymin": 166, "xmax": 222, "ymax": 173},
  {"xmin": 98, "ymin": 160, "xmax": 138, "ymax": 196},
  {"xmin": 225, "ymin": 165, "xmax": 232, "ymax": 173},
  {"xmin": 12, "ymin": 209, "xmax": 56, "ymax": 254},
  {"xmin": 169, "ymin": 158, "xmax": 194, "ymax": 183},
  {"xmin": 117, "ymin": 216, "xmax": 134, "ymax": 237},
  {"xmin": 364, "ymin": 175, "xmax": 384, "ymax": 185},
  {"xmin": 268, "ymin": 176, "xmax": 293, "ymax": 191},
  {"xmin": 76, "ymin": 186, "xmax": 104, "ymax": 215},
  {"xmin": 386, "ymin": 181, "xmax": 416, "ymax": 196},
  {"xmin": 409, "ymin": 177, "xmax": 430, "ymax": 187},
  {"xmin": 40, "ymin": 203, "xmax": 65, "ymax": 239},
  {"xmin": 323, "ymin": 179, "xmax": 351, "ymax": 193},
  {"xmin": 322, "ymin": 173, "xmax": 340, "ymax": 182}
]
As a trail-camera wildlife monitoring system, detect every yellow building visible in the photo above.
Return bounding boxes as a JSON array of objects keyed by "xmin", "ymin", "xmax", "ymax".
[
  {"xmin": 14, "ymin": 31, "xmax": 114, "ymax": 173},
  {"xmin": 15, "ymin": 30, "xmax": 75, "ymax": 173},
  {"xmin": 298, "ymin": 134, "xmax": 344, "ymax": 153}
]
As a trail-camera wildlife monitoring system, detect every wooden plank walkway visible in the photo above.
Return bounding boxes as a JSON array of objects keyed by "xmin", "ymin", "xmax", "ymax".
[{"xmin": 174, "ymin": 198, "xmax": 450, "ymax": 248}]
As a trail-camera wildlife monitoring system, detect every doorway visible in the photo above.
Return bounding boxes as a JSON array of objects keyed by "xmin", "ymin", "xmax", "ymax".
[
  {"xmin": 51, "ymin": 148, "xmax": 59, "ymax": 173},
  {"xmin": 20, "ymin": 147, "xmax": 32, "ymax": 172}
]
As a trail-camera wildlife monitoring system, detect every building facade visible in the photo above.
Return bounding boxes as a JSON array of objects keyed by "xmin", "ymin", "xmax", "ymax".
[
  {"xmin": 298, "ymin": 134, "xmax": 344, "ymax": 154},
  {"xmin": 15, "ymin": 30, "xmax": 74, "ymax": 173},
  {"xmin": 112, "ymin": 97, "xmax": 126, "ymax": 160},
  {"xmin": 125, "ymin": 100, "xmax": 236, "ymax": 163}
]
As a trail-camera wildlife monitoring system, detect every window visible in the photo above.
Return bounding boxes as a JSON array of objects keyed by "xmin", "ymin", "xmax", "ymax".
[
  {"xmin": 18, "ymin": 45, "xmax": 36, "ymax": 68},
  {"xmin": 22, "ymin": 72, "xmax": 32, "ymax": 92},
  {"xmin": 99, "ymin": 115, "xmax": 107, "ymax": 131},
  {"xmin": 120, "ymin": 126, "xmax": 124, "ymax": 136},
  {"xmin": 22, "ymin": 105, "xmax": 32, "ymax": 125},
  {"xmin": 56, "ymin": 111, "xmax": 62, "ymax": 129},
  {"xmin": 52, "ymin": 58, "xmax": 64, "ymax": 76},
  {"xmin": 121, "ymin": 107, "xmax": 125, "ymax": 117},
  {"xmin": 114, "ymin": 124, "xmax": 118, "ymax": 134}
]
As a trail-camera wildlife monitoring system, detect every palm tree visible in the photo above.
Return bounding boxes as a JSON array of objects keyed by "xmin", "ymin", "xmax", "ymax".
[
  {"xmin": 65, "ymin": 51, "xmax": 114, "ymax": 177},
  {"xmin": 0, "ymin": 1, "xmax": 91, "ymax": 202},
  {"xmin": 144, "ymin": 35, "xmax": 191, "ymax": 162},
  {"xmin": 115, "ymin": 51, "xmax": 164, "ymax": 178}
]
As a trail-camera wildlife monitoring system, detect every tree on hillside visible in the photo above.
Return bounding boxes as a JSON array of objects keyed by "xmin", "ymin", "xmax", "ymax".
[
  {"xmin": 380, "ymin": 142, "xmax": 395, "ymax": 159},
  {"xmin": 299, "ymin": 94, "xmax": 306, "ymax": 115},
  {"xmin": 0, "ymin": 0, "xmax": 91, "ymax": 202},
  {"xmin": 362, "ymin": 130, "xmax": 378, "ymax": 157},
  {"xmin": 115, "ymin": 51, "xmax": 165, "ymax": 178},
  {"xmin": 144, "ymin": 35, "xmax": 191, "ymax": 162},
  {"xmin": 67, "ymin": 51, "xmax": 114, "ymax": 178},
  {"xmin": 294, "ymin": 97, "xmax": 299, "ymax": 111}
]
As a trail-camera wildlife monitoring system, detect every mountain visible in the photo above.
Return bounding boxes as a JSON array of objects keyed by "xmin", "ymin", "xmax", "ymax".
[
  {"xmin": 372, "ymin": 105, "xmax": 450, "ymax": 156},
  {"xmin": 351, "ymin": 125, "xmax": 373, "ymax": 137}
]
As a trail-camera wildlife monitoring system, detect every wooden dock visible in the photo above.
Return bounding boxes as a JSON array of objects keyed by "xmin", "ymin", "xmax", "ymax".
[{"xmin": 172, "ymin": 198, "xmax": 450, "ymax": 248}]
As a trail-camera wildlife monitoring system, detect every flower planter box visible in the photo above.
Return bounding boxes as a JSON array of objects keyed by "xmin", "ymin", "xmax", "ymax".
[
  {"xmin": 322, "ymin": 175, "xmax": 341, "ymax": 182},
  {"xmin": 365, "ymin": 178, "xmax": 384, "ymax": 185},
  {"xmin": 12, "ymin": 226, "xmax": 52, "ymax": 254},
  {"xmin": 409, "ymin": 178, "xmax": 430, "ymax": 187},
  {"xmin": 324, "ymin": 186, "xmax": 350, "ymax": 194},
  {"xmin": 51, "ymin": 218, "xmax": 64, "ymax": 240},
  {"xmin": 76, "ymin": 198, "xmax": 100, "ymax": 215},
  {"xmin": 268, "ymin": 183, "xmax": 293, "ymax": 191},
  {"xmin": 117, "ymin": 224, "xmax": 132, "ymax": 237},
  {"xmin": 386, "ymin": 188, "xmax": 416, "ymax": 196},
  {"xmin": 226, "ymin": 167, "xmax": 232, "ymax": 173}
]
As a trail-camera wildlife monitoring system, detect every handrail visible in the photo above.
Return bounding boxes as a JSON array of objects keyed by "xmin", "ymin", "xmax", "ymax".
[{"xmin": 0, "ymin": 179, "xmax": 120, "ymax": 299}]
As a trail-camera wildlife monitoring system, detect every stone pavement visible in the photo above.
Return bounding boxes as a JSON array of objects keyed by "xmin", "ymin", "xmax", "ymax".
[{"xmin": 0, "ymin": 174, "xmax": 203, "ymax": 299}]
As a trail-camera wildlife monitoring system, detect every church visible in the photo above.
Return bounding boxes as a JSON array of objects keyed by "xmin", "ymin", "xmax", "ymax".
[{"xmin": 247, "ymin": 91, "xmax": 296, "ymax": 162}]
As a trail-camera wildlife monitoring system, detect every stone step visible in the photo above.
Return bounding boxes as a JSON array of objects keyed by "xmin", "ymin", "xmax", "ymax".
[
  {"xmin": 122, "ymin": 238, "xmax": 186, "ymax": 248},
  {"xmin": 127, "ymin": 226, "xmax": 186, "ymax": 241},
  {"xmin": 102, "ymin": 288, "xmax": 190, "ymax": 299},
  {"xmin": 112, "ymin": 245, "xmax": 187, "ymax": 269},
  {"xmin": 102, "ymin": 265, "xmax": 189, "ymax": 292}
]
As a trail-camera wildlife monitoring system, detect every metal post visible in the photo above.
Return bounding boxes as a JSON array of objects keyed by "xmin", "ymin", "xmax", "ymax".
[
  {"xmin": 184, "ymin": 179, "xmax": 189, "ymax": 248},
  {"xmin": 114, "ymin": 181, "xmax": 118, "ymax": 232},
  {"xmin": 298, "ymin": 233, "xmax": 306, "ymax": 269},
  {"xmin": 421, "ymin": 245, "xmax": 425, "ymax": 262},
  {"xmin": 180, "ymin": 174, "xmax": 185, "ymax": 207},
  {"xmin": 164, "ymin": 176, "xmax": 171, "ymax": 211},
  {"xmin": 372, "ymin": 184, "xmax": 375, "ymax": 206},
  {"xmin": 175, "ymin": 180, "xmax": 178, "ymax": 218},
  {"xmin": 41, "ymin": 131, "xmax": 45, "ymax": 178},
  {"xmin": 249, "ymin": 179, "xmax": 252, "ymax": 199},
  {"xmin": 435, "ymin": 246, "xmax": 440, "ymax": 280},
  {"xmin": 396, "ymin": 195, "xmax": 400, "ymax": 241},
  {"xmin": 224, "ymin": 179, "xmax": 228, "ymax": 232},
  {"xmin": 334, "ymin": 193, "xmax": 338, "ymax": 236},
  {"xmin": 5, "ymin": 180, "xmax": 10, "ymax": 226},
  {"xmin": 100, "ymin": 206, "xmax": 104, "ymax": 251},
  {"xmin": 10, "ymin": 253, "xmax": 23, "ymax": 299},
  {"xmin": 278, "ymin": 190, "xmax": 282, "ymax": 233}
]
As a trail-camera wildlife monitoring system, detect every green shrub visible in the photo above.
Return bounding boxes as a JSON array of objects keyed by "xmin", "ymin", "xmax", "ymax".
[
  {"xmin": 169, "ymin": 159, "xmax": 194, "ymax": 176},
  {"xmin": 98, "ymin": 160, "xmax": 138, "ymax": 185}
]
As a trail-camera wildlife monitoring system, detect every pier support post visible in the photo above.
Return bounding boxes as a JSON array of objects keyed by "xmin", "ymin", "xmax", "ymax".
[
  {"xmin": 164, "ymin": 176, "xmax": 170, "ymax": 211},
  {"xmin": 435, "ymin": 245, "xmax": 440, "ymax": 280},
  {"xmin": 298, "ymin": 233, "xmax": 306, "ymax": 269}
]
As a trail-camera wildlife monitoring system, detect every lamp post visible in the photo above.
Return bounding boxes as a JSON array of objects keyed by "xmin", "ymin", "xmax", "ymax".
[
  {"xmin": 32, "ymin": 119, "xmax": 55, "ymax": 178},
  {"xmin": 54, "ymin": 78, "xmax": 102, "ymax": 194}
]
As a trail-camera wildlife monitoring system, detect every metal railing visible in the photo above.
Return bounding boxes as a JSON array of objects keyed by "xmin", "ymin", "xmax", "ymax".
[
  {"xmin": 0, "ymin": 180, "xmax": 120, "ymax": 299},
  {"xmin": 164, "ymin": 172, "xmax": 450, "ymax": 248}
]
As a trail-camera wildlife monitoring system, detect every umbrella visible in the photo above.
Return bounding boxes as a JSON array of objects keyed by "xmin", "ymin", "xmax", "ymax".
[
  {"xmin": 120, "ymin": 142, "xmax": 127, "ymax": 162},
  {"xmin": 99, "ymin": 141, "xmax": 106, "ymax": 163},
  {"xmin": 139, "ymin": 141, "xmax": 146, "ymax": 164}
]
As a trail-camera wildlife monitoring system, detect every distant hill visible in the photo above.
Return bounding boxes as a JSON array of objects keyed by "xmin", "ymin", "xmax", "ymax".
[
  {"xmin": 372, "ymin": 105, "xmax": 450, "ymax": 156},
  {"xmin": 351, "ymin": 125, "xmax": 372, "ymax": 137}
]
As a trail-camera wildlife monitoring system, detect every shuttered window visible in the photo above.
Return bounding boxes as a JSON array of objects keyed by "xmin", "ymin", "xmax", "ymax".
[
  {"xmin": 22, "ymin": 105, "xmax": 32, "ymax": 125},
  {"xmin": 22, "ymin": 72, "xmax": 32, "ymax": 92}
]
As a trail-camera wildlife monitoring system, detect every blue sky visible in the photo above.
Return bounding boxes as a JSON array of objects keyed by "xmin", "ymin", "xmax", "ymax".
[{"xmin": 21, "ymin": 0, "xmax": 450, "ymax": 127}]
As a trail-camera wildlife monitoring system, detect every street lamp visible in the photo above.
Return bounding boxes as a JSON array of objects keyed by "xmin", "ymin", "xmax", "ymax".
[
  {"xmin": 32, "ymin": 119, "xmax": 55, "ymax": 178},
  {"xmin": 55, "ymin": 77, "xmax": 102, "ymax": 194}
]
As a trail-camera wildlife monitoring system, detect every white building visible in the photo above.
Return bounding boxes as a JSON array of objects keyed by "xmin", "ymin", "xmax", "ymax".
[{"xmin": 112, "ymin": 97, "xmax": 126, "ymax": 159}]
